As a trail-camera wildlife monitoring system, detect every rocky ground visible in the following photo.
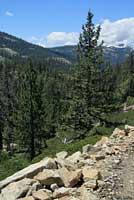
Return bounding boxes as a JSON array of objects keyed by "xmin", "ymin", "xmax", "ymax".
[
  {"xmin": 0, "ymin": 125, "xmax": 134, "ymax": 200},
  {"xmin": 116, "ymin": 152, "xmax": 134, "ymax": 200},
  {"xmin": 97, "ymin": 133, "xmax": 134, "ymax": 200}
]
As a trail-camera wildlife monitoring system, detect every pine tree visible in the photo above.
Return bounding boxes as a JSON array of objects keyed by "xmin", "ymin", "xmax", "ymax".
[
  {"xmin": 128, "ymin": 53, "xmax": 134, "ymax": 97},
  {"xmin": 0, "ymin": 63, "xmax": 4, "ymax": 150},
  {"xmin": 16, "ymin": 59, "xmax": 45, "ymax": 159},
  {"xmin": 74, "ymin": 10, "xmax": 103, "ymax": 131},
  {"xmin": 101, "ymin": 63, "xmax": 118, "ymax": 112},
  {"xmin": 0, "ymin": 101, "xmax": 4, "ymax": 150},
  {"xmin": 0, "ymin": 61, "xmax": 17, "ymax": 153},
  {"xmin": 45, "ymin": 71, "xmax": 64, "ymax": 136}
]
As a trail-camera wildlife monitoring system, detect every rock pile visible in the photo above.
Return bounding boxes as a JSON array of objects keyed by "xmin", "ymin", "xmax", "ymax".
[{"xmin": 0, "ymin": 125, "xmax": 134, "ymax": 200}]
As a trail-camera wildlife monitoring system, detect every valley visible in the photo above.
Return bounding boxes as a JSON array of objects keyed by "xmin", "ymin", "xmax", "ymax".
[
  {"xmin": 0, "ymin": 2, "xmax": 134, "ymax": 199},
  {"xmin": 0, "ymin": 31, "xmax": 133, "ymax": 66}
]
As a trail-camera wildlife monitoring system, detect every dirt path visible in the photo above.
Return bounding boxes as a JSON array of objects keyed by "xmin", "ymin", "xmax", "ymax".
[
  {"xmin": 97, "ymin": 137, "xmax": 134, "ymax": 200},
  {"xmin": 115, "ymin": 152, "xmax": 134, "ymax": 200}
]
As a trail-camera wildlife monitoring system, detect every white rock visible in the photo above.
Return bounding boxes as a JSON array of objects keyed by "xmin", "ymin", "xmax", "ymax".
[
  {"xmin": 55, "ymin": 158, "xmax": 75, "ymax": 171},
  {"xmin": 125, "ymin": 125, "xmax": 134, "ymax": 131},
  {"xmin": 34, "ymin": 170, "xmax": 63, "ymax": 186},
  {"xmin": 78, "ymin": 187, "xmax": 99, "ymax": 200},
  {"xmin": 82, "ymin": 144, "xmax": 93, "ymax": 154},
  {"xmin": 0, "ymin": 157, "xmax": 57, "ymax": 190},
  {"xmin": 66, "ymin": 151, "xmax": 82, "ymax": 164},
  {"xmin": 0, "ymin": 178, "xmax": 36, "ymax": 200},
  {"xmin": 83, "ymin": 179, "xmax": 97, "ymax": 189},
  {"xmin": 57, "ymin": 167, "xmax": 82, "ymax": 187},
  {"xmin": 18, "ymin": 197, "xmax": 34, "ymax": 200},
  {"xmin": 111, "ymin": 128, "xmax": 125, "ymax": 138},
  {"xmin": 44, "ymin": 158, "xmax": 57, "ymax": 169},
  {"xmin": 26, "ymin": 181, "xmax": 41, "ymax": 196},
  {"xmin": 53, "ymin": 187, "xmax": 71, "ymax": 198},
  {"xmin": 50, "ymin": 183, "xmax": 59, "ymax": 191},
  {"xmin": 56, "ymin": 151, "xmax": 68, "ymax": 159},
  {"xmin": 82, "ymin": 167, "xmax": 101, "ymax": 181},
  {"xmin": 32, "ymin": 189, "xmax": 52, "ymax": 200},
  {"xmin": 94, "ymin": 137, "xmax": 109, "ymax": 147}
]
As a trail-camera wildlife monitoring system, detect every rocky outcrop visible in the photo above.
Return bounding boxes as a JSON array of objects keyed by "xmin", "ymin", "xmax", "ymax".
[
  {"xmin": 0, "ymin": 125, "xmax": 134, "ymax": 200},
  {"xmin": 0, "ymin": 158, "xmax": 57, "ymax": 190},
  {"xmin": 0, "ymin": 178, "xmax": 37, "ymax": 200}
]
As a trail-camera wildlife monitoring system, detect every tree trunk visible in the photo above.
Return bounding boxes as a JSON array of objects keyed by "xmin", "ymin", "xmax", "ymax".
[{"xmin": 0, "ymin": 128, "xmax": 3, "ymax": 150}]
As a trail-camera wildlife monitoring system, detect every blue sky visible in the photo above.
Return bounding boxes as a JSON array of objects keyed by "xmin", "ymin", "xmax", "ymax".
[{"xmin": 1, "ymin": 0, "xmax": 134, "ymax": 47}]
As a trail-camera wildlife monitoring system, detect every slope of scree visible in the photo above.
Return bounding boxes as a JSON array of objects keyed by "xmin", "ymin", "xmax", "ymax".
[{"xmin": 0, "ymin": 125, "xmax": 134, "ymax": 200}]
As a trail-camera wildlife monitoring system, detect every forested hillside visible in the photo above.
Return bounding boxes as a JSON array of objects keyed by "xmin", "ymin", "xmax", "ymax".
[
  {"xmin": 51, "ymin": 45, "xmax": 133, "ymax": 65},
  {"xmin": 0, "ymin": 31, "xmax": 133, "ymax": 66},
  {"xmin": 0, "ymin": 32, "xmax": 62, "ymax": 58},
  {"xmin": 0, "ymin": 10, "xmax": 134, "ymax": 181}
]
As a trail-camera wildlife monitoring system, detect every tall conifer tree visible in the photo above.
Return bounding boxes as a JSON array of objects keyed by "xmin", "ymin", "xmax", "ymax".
[
  {"xmin": 73, "ymin": 10, "xmax": 103, "ymax": 131},
  {"xmin": 16, "ymin": 59, "xmax": 45, "ymax": 159}
]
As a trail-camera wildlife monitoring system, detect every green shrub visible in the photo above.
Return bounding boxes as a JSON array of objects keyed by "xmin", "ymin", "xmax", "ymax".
[
  {"xmin": 106, "ymin": 110, "xmax": 134, "ymax": 126},
  {"xmin": 33, "ymin": 134, "xmax": 102, "ymax": 163},
  {"xmin": 126, "ymin": 96, "xmax": 134, "ymax": 106},
  {"xmin": 95, "ymin": 126, "xmax": 114, "ymax": 136},
  {"xmin": 0, "ymin": 153, "xmax": 29, "ymax": 181}
]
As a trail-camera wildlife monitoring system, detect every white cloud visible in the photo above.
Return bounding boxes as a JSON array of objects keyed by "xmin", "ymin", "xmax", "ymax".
[
  {"xmin": 28, "ymin": 32, "xmax": 79, "ymax": 47},
  {"xmin": 46, "ymin": 32, "xmax": 79, "ymax": 47},
  {"xmin": 100, "ymin": 18, "xmax": 134, "ymax": 47},
  {"xmin": 28, "ymin": 36, "xmax": 46, "ymax": 47},
  {"xmin": 5, "ymin": 11, "xmax": 14, "ymax": 17},
  {"xmin": 29, "ymin": 17, "xmax": 134, "ymax": 48}
]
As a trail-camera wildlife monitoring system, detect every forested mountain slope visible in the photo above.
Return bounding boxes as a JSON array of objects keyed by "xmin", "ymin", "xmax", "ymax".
[
  {"xmin": 0, "ymin": 32, "xmax": 64, "ymax": 58},
  {"xmin": 0, "ymin": 31, "xmax": 133, "ymax": 65},
  {"xmin": 51, "ymin": 45, "xmax": 133, "ymax": 64}
]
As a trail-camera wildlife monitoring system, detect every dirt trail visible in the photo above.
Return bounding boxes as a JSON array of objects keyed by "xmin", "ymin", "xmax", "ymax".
[
  {"xmin": 115, "ymin": 152, "xmax": 134, "ymax": 200},
  {"xmin": 97, "ymin": 129, "xmax": 134, "ymax": 200}
]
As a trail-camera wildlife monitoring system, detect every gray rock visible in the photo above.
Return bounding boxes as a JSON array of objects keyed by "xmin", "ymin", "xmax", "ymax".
[
  {"xmin": 0, "ymin": 178, "xmax": 36, "ymax": 200},
  {"xmin": 66, "ymin": 151, "xmax": 82, "ymax": 164},
  {"xmin": 53, "ymin": 187, "xmax": 71, "ymax": 198},
  {"xmin": 82, "ymin": 167, "xmax": 101, "ymax": 182},
  {"xmin": 110, "ymin": 128, "xmax": 125, "ymax": 138},
  {"xmin": 83, "ymin": 179, "xmax": 98, "ymax": 190},
  {"xmin": 34, "ymin": 170, "xmax": 63, "ymax": 186},
  {"xmin": 0, "ymin": 158, "xmax": 57, "ymax": 190},
  {"xmin": 82, "ymin": 144, "xmax": 93, "ymax": 154},
  {"xmin": 78, "ymin": 187, "xmax": 99, "ymax": 200},
  {"xmin": 17, "ymin": 197, "xmax": 34, "ymax": 200},
  {"xmin": 125, "ymin": 125, "xmax": 134, "ymax": 132},
  {"xmin": 57, "ymin": 167, "xmax": 82, "ymax": 187},
  {"xmin": 56, "ymin": 151, "xmax": 68, "ymax": 159},
  {"xmin": 32, "ymin": 189, "xmax": 52, "ymax": 200},
  {"xmin": 55, "ymin": 158, "xmax": 75, "ymax": 171},
  {"xmin": 26, "ymin": 181, "xmax": 41, "ymax": 196}
]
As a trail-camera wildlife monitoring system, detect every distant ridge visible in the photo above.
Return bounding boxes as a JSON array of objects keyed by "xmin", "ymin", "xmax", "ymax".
[
  {"xmin": 0, "ymin": 31, "xmax": 133, "ymax": 65},
  {"xmin": 51, "ymin": 45, "xmax": 133, "ymax": 65}
]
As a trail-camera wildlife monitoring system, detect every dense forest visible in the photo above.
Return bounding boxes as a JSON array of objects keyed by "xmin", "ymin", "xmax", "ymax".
[{"xmin": 0, "ymin": 11, "xmax": 134, "ymax": 180}]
